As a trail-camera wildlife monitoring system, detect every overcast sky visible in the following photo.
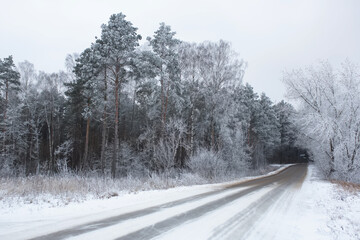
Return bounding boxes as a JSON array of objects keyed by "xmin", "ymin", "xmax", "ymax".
[{"xmin": 1, "ymin": 0, "xmax": 360, "ymax": 102}]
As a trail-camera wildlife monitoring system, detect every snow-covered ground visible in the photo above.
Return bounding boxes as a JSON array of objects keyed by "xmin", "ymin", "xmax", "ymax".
[
  {"xmin": 154, "ymin": 164, "xmax": 360, "ymax": 240},
  {"xmin": 284, "ymin": 165, "xmax": 360, "ymax": 240},
  {"xmin": 0, "ymin": 164, "xmax": 359, "ymax": 240},
  {"xmin": 246, "ymin": 164, "xmax": 360, "ymax": 240}
]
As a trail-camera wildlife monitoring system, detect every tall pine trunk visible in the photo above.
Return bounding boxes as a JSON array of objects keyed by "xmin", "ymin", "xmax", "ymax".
[
  {"xmin": 130, "ymin": 84, "xmax": 136, "ymax": 135},
  {"xmin": 112, "ymin": 71, "xmax": 120, "ymax": 178},
  {"xmin": 163, "ymin": 83, "xmax": 170, "ymax": 125},
  {"xmin": 210, "ymin": 106, "xmax": 215, "ymax": 150},
  {"xmin": 46, "ymin": 109, "xmax": 54, "ymax": 173},
  {"xmin": 4, "ymin": 80, "xmax": 8, "ymax": 121},
  {"xmin": 2, "ymin": 80, "xmax": 9, "ymax": 151},
  {"xmin": 211, "ymin": 119, "xmax": 215, "ymax": 150},
  {"xmin": 35, "ymin": 124, "xmax": 40, "ymax": 175},
  {"xmin": 160, "ymin": 74, "xmax": 165, "ymax": 134},
  {"xmin": 100, "ymin": 68, "xmax": 108, "ymax": 175},
  {"xmin": 190, "ymin": 106, "xmax": 194, "ymax": 156},
  {"xmin": 83, "ymin": 100, "xmax": 91, "ymax": 171},
  {"xmin": 328, "ymin": 138, "xmax": 335, "ymax": 176}
]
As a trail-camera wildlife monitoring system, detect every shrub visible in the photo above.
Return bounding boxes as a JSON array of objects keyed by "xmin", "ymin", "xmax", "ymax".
[{"xmin": 188, "ymin": 149, "xmax": 227, "ymax": 180}]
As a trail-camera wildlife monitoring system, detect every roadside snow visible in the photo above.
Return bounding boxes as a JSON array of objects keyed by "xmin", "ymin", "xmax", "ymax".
[
  {"xmin": 1, "ymin": 164, "xmax": 358, "ymax": 240},
  {"xmin": 276, "ymin": 164, "xmax": 360, "ymax": 240}
]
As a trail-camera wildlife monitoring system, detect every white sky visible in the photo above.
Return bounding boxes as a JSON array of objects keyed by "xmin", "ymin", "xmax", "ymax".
[{"xmin": 1, "ymin": 0, "xmax": 360, "ymax": 102}]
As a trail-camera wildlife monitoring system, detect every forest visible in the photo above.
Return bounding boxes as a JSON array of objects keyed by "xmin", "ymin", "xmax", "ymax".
[{"xmin": 0, "ymin": 12, "xmax": 358, "ymax": 184}]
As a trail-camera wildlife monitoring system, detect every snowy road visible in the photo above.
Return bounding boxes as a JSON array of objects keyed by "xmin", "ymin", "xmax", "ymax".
[{"xmin": 22, "ymin": 164, "xmax": 307, "ymax": 240}]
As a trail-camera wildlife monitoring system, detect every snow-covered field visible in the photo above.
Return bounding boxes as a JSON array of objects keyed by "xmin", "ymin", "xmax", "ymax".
[{"xmin": 0, "ymin": 164, "xmax": 359, "ymax": 240}]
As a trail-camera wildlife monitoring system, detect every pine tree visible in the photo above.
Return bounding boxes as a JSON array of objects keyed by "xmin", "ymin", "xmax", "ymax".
[
  {"xmin": 73, "ymin": 47, "xmax": 101, "ymax": 170},
  {"xmin": 0, "ymin": 56, "xmax": 21, "ymax": 173},
  {"xmin": 0, "ymin": 55, "xmax": 20, "ymax": 128},
  {"xmin": 147, "ymin": 23, "xmax": 182, "ymax": 134},
  {"xmin": 100, "ymin": 13, "xmax": 141, "ymax": 178}
]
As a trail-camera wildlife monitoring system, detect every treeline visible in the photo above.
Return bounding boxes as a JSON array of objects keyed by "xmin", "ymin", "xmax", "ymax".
[{"xmin": 0, "ymin": 13, "xmax": 299, "ymax": 179}]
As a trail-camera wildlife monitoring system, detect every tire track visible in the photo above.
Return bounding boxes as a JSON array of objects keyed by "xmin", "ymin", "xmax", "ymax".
[
  {"xmin": 115, "ymin": 166, "xmax": 305, "ymax": 240},
  {"xmin": 209, "ymin": 165, "xmax": 307, "ymax": 240}
]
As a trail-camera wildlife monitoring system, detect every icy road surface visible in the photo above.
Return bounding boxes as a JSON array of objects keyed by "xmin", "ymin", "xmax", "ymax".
[{"xmin": 2, "ymin": 164, "xmax": 308, "ymax": 240}]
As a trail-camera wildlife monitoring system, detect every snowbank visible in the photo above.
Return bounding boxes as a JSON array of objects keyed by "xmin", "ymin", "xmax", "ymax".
[{"xmin": 277, "ymin": 164, "xmax": 360, "ymax": 240}]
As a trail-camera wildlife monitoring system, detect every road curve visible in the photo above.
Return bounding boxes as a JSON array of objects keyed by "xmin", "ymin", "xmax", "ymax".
[{"xmin": 30, "ymin": 164, "xmax": 307, "ymax": 240}]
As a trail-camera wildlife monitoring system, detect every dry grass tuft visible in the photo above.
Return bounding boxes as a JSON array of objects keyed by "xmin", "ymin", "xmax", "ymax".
[
  {"xmin": 0, "ymin": 173, "xmax": 207, "ymax": 206},
  {"xmin": 331, "ymin": 180, "xmax": 360, "ymax": 194}
]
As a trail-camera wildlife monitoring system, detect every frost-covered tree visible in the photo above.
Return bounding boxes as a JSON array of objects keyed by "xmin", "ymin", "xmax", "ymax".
[
  {"xmin": 0, "ymin": 56, "xmax": 20, "ymax": 129},
  {"xmin": 17, "ymin": 61, "xmax": 42, "ymax": 175},
  {"xmin": 283, "ymin": 60, "xmax": 360, "ymax": 182},
  {"xmin": 197, "ymin": 40, "xmax": 245, "ymax": 150},
  {"xmin": 178, "ymin": 42, "xmax": 202, "ymax": 156},
  {"xmin": 252, "ymin": 93, "xmax": 280, "ymax": 167},
  {"xmin": 18, "ymin": 60, "xmax": 36, "ymax": 90},
  {"xmin": 274, "ymin": 101, "xmax": 297, "ymax": 147},
  {"xmin": 147, "ymin": 23, "xmax": 182, "ymax": 133},
  {"xmin": 99, "ymin": 13, "xmax": 141, "ymax": 178},
  {"xmin": 230, "ymin": 84, "xmax": 282, "ymax": 168},
  {"xmin": 0, "ymin": 56, "xmax": 21, "ymax": 175},
  {"xmin": 38, "ymin": 72, "xmax": 66, "ymax": 173},
  {"xmin": 269, "ymin": 100, "xmax": 301, "ymax": 164},
  {"xmin": 73, "ymin": 47, "xmax": 101, "ymax": 170}
]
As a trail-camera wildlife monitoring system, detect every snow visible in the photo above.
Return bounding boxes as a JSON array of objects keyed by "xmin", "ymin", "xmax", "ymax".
[
  {"xmin": 153, "ymin": 185, "xmax": 278, "ymax": 240},
  {"xmin": 286, "ymin": 165, "xmax": 360, "ymax": 240},
  {"xmin": 1, "ymin": 164, "xmax": 359, "ymax": 240}
]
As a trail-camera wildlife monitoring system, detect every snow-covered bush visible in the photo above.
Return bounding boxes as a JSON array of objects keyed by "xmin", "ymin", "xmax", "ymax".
[
  {"xmin": 117, "ymin": 142, "xmax": 144, "ymax": 178},
  {"xmin": 220, "ymin": 128, "xmax": 251, "ymax": 176},
  {"xmin": 140, "ymin": 119, "xmax": 188, "ymax": 173},
  {"xmin": 188, "ymin": 149, "xmax": 227, "ymax": 180},
  {"xmin": 54, "ymin": 140, "xmax": 73, "ymax": 175},
  {"xmin": 0, "ymin": 154, "xmax": 15, "ymax": 177}
]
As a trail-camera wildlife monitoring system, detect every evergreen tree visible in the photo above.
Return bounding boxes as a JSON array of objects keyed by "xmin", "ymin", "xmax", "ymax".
[
  {"xmin": 0, "ymin": 56, "xmax": 21, "ymax": 175},
  {"xmin": 0, "ymin": 55, "xmax": 20, "ymax": 126},
  {"xmin": 100, "ymin": 13, "xmax": 141, "ymax": 178},
  {"xmin": 73, "ymin": 47, "xmax": 101, "ymax": 170},
  {"xmin": 147, "ymin": 23, "xmax": 182, "ymax": 133}
]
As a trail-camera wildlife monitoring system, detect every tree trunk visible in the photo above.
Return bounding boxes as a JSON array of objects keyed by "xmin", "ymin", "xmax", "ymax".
[
  {"xmin": 112, "ymin": 72, "xmax": 120, "ymax": 178},
  {"xmin": 160, "ymin": 74, "xmax": 165, "ymax": 134},
  {"xmin": 35, "ymin": 124, "xmax": 40, "ymax": 175},
  {"xmin": 50, "ymin": 111, "xmax": 54, "ymax": 173},
  {"xmin": 100, "ymin": 68, "xmax": 108, "ymax": 175},
  {"xmin": 210, "ymin": 111, "xmax": 215, "ymax": 150},
  {"xmin": 4, "ymin": 80, "xmax": 8, "ymax": 121},
  {"xmin": 130, "ymin": 85, "xmax": 136, "ymax": 136},
  {"xmin": 46, "ymin": 108, "xmax": 54, "ymax": 174},
  {"xmin": 3, "ymin": 80, "xmax": 9, "ymax": 150},
  {"xmin": 100, "ymin": 114, "xmax": 107, "ymax": 174},
  {"xmin": 190, "ymin": 106, "xmax": 194, "ymax": 156},
  {"xmin": 25, "ymin": 119, "xmax": 32, "ymax": 175},
  {"xmin": 329, "ymin": 138, "xmax": 335, "ymax": 176},
  {"xmin": 83, "ymin": 106, "xmax": 90, "ymax": 171},
  {"xmin": 163, "ymin": 83, "xmax": 170, "ymax": 126}
]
